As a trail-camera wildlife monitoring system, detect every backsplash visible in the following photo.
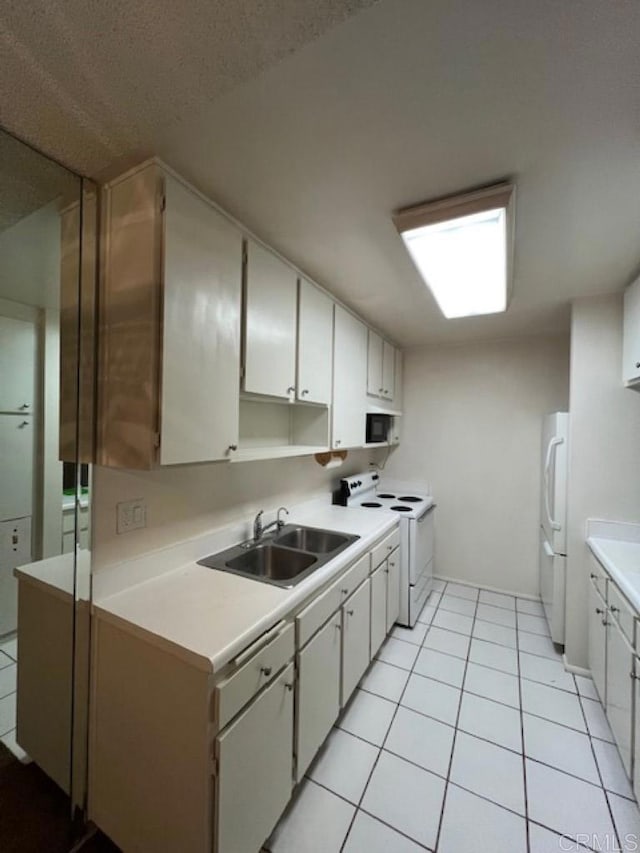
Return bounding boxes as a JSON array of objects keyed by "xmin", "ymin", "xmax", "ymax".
[{"xmin": 92, "ymin": 448, "xmax": 382, "ymax": 572}]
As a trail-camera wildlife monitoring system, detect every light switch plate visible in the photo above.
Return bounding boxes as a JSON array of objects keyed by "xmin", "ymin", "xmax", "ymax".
[{"xmin": 116, "ymin": 499, "xmax": 147, "ymax": 534}]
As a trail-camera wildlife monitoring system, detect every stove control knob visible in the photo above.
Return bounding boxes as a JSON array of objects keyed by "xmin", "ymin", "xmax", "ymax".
[{"xmin": 357, "ymin": 480, "xmax": 362, "ymax": 486}]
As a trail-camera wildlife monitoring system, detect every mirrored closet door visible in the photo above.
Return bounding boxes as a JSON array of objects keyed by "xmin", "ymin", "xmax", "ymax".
[{"xmin": 0, "ymin": 128, "xmax": 96, "ymax": 852}]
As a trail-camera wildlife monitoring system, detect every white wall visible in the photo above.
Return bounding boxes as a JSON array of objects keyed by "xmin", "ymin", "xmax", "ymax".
[
  {"xmin": 384, "ymin": 335, "xmax": 570, "ymax": 596},
  {"xmin": 92, "ymin": 448, "xmax": 378, "ymax": 571},
  {"xmin": 0, "ymin": 203, "xmax": 60, "ymax": 310},
  {"xmin": 565, "ymin": 295, "xmax": 640, "ymax": 669}
]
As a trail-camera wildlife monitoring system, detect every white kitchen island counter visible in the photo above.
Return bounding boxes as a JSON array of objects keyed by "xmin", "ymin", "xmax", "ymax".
[{"xmin": 93, "ymin": 504, "xmax": 397, "ymax": 673}]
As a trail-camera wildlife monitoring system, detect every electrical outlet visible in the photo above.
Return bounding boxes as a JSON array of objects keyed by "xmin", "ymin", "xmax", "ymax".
[{"xmin": 116, "ymin": 499, "xmax": 147, "ymax": 534}]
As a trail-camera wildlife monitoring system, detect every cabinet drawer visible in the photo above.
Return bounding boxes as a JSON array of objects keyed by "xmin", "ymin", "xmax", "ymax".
[
  {"xmin": 371, "ymin": 527, "xmax": 400, "ymax": 569},
  {"xmin": 215, "ymin": 623, "xmax": 294, "ymax": 729},
  {"xmin": 296, "ymin": 552, "xmax": 370, "ymax": 647},
  {"xmin": 608, "ymin": 583, "xmax": 636, "ymax": 649}
]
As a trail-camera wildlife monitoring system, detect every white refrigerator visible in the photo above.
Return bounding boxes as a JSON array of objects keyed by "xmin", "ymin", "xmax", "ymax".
[{"xmin": 539, "ymin": 412, "xmax": 569, "ymax": 646}]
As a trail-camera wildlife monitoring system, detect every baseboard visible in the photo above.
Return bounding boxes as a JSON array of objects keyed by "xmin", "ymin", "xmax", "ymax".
[
  {"xmin": 433, "ymin": 574, "xmax": 540, "ymax": 601},
  {"xmin": 562, "ymin": 655, "xmax": 590, "ymax": 678}
]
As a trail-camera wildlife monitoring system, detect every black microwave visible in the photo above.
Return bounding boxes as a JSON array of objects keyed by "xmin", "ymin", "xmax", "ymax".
[{"xmin": 366, "ymin": 413, "xmax": 392, "ymax": 443}]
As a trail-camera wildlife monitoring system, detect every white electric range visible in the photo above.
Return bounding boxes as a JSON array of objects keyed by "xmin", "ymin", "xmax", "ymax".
[{"xmin": 337, "ymin": 472, "xmax": 436, "ymax": 627}]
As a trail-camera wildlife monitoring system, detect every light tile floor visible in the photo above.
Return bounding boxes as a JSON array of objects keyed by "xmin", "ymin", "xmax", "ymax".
[
  {"xmin": 266, "ymin": 580, "xmax": 640, "ymax": 853},
  {"xmin": 0, "ymin": 633, "xmax": 27, "ymax": 761}
]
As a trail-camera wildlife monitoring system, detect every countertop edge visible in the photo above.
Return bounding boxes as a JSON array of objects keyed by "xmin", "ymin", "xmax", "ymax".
[{"xmin": 587, "ymin": 536, "xmax": 640, "ymax": 613}]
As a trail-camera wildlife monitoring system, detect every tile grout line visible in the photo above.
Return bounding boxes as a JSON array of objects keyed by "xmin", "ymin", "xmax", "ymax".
[
  {"xmin": 432, "ymin": 583, "xmax": 481, "ymax": 852},
  {"xmin": 575, "ymin": 676, "xmax": 624, "ymax": 853},
  {"xmin": 338, "ymin": 583, "xmax": 449, "ymax": 852},
  {"xmin": 516, "ymin": 609, "xmax": 531, "ymax": 853}
]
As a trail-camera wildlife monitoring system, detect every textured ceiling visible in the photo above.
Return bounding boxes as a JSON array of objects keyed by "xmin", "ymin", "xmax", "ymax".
[
  {"xmin": 2, "ymin": 0, "xmax": 640, "ymax": 345},
  {"xmin": 0, "ymin": 0, "xmax": 378, "ymax": 175}
]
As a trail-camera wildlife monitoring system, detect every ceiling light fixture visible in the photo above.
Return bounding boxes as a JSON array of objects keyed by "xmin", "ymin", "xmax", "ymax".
[{"xmin": 393, "ymin": 181, "xmax": 515, "ymax": 319}]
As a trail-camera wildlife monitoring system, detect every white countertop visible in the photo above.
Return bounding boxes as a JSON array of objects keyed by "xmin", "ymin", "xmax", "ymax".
[
  {"xmin": 94, "ymin": 504, "xmax": 398, "ymax": 674},
  {"xmin": 14, "ymin": 548, "xmax": 91, "ymax": 602},
  {"xmin": 587, "ymin": 520, "xmax": 640, "ymax": 611}
]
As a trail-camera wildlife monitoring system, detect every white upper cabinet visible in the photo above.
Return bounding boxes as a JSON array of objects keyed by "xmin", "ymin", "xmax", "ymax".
[
  {"xmin": 160, "ymin": 175, "xmax": 243, "ymax": 465},
  {"xmin": 101, "ymin": 162, "xmax": 243, "ymax": 469},
  {"xmin": 297, "ymin": 279, "xmax": 333, "ymax": 405},
  {"xmin": 332, "ymin": 306, "xmax": 367, "ymax": 449},
  {"xmin": 243, "ymin": 239, "xmax": 298, "ymax": 400},
  {"xmin": 367, "ymin": 329, "xmax": 395, "ymax": 401},
  {"xmin": 623, "ymin": 276, "xmax": 640, "ymax": 386},
  {"xmin": 382, "ymin": 341, "xmax": 395, "ymax": 401},
  {"xmin": 367, "ymin": 331, "xmax": 383, "ymax": 397}
]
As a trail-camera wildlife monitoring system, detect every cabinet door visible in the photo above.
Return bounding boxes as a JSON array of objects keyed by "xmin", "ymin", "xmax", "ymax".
[
  {"xmin": 381, "ymin": 341, "xmax": 395, "ymax": 401},
  {"xmin": 386, "ymin": 551, "xmax": 401, "ymax": 632},
  {"xmin": 623, "ymin": 276, "xmax": 640, "ymax": 385},
  {"xmin": 342, "ymin": 580, "xmax": 371, "ymax": 705},
  {"xmin": 588, "ymin": 573, "xmax": 607, "ymax": 704},
  {"xmin": 606, "ymin": 621, "xmax": 633, "ymax": 775},
  {"xmin": 296, "ymin": 616, "xmax": 341, "ymax": 781},
  {"xmin": 244, "ymin": 240, "xmax": 297, "ymax": 400},
  {"xmin": 332, "ymin": 306, "xmax": 367, "ymax": 449},
  {"xmin": 161, "ymin": 175, "xmax": 243, "ymax": 464},
  {"xmin": 633, "ymin": 670, "xmax": 640, "ymax": 796},
  {"xmin": 370, "ymin": 564, "xmax": 387, "ymax": 660},
  {"xmin": 0, "ymin": 316, "xmax": 36, "ymax": 413},
  {"xmin": 0, "ymin": 415, "xmax": 34, "ymax": 519},
  {"xmin": 393, "ymin": 350, "xmax": 403, "ymax": 412},
  {"xmin": 297, "ymin": 279, "xmax": 333, "ymax": 405},
  {"xmin": 367, "ymin": 330, "xmax": 383, "ymax": 397},
  {"xmin": 215, "ymin": 664, "xmax": 294, "ymax": 853}
]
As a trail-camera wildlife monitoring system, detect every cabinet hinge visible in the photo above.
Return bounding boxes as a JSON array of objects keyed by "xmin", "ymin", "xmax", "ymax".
[{"xmin": 153, "ymin": 431, "xmax": 161, "ymax": 448}]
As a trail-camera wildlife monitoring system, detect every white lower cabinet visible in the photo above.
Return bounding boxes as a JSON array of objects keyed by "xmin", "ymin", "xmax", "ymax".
[
  {"xmin": 588, "ymin": 553, "xmax": 640, "ymax": 797},
  {"xmin": 588, "ymin": 565, "xmax": 608, "ymax": 703},
  {"xmin": 215, "ymin": 663, "xmax": 295, "ymax": 853},
  {"xmin": 90, "ymin": 526, "xmax": 400, "ymax": 853},
  {"xmin": 295, "ymin": 616, "xmax": 342, "ymax": 781},
  {"xmin": 342, "ymin": 580, "xmax": 371, "ymax": 704},
  {"xmin": 370, "ymin": 563, "xmax": 387, "ymax": 658},
  {"xmin": 606, "ymin": 619, "xmax": 633, "ymax": 775},
  {"xmin": 386, "ymin": 551, "xmax": 400, "ymax": 631}
]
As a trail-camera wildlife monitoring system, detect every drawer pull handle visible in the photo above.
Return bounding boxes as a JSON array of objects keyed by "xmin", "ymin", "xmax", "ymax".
[
  {"xmin": 384, "ymin": 569, "xmax": 389, "ymax": 574},
  {"xmin": 631, "ymin": 672, "xmax": 639, "ymax": 681},
  {"xmin": 387, "ymin": 544, "xmax": 393, "ymax": 550},
  {"xmin": 610, "ymin": 606, "xmax": 620, "ymax": 614},
  {"xmin": 335, "ymin": 623, "xmax": 342, "ymax": 631},
  {"xmin": 595, "ymin": 608, "xmax": 604, "ymax": 615},
  {"xmin": 260, "ymin": 666, "xmax": 272, "ymax": 677},
  {"xmin": 347, "ymin": 609, "xmax": 354, "ymax": 616},
  {"xmin": 284, "ymin": 682, "xmax": 294, "ymax": 692},
  {"xmin": 602, "ymin": 619, "xmax": 609, "ymax": 626},
  {"xmin": 341, "ymin": 588, "xmax": 349, "ymax": 595},
  {"xmin": 590, "ymin": 573, "xmax": 597, "ymax": 580}
]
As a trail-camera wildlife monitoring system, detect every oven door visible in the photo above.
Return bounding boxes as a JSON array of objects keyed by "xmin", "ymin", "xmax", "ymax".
[{"xmin": 408, "ymin": 505, "xmax": 435, "ymax": 585}]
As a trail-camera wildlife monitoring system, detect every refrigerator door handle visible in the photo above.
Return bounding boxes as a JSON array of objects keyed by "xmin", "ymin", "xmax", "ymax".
[
  {"xmin": 543, "ymin": 539, "xmax": 555, "ymax": 558},
  {"xmin": 543, "ymin": 436, "xmax": 564, "ymax": 532}
]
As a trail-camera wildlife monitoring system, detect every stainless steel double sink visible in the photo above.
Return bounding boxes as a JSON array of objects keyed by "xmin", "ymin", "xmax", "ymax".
[{"xmin": 197, "ymin": 524, "xmax": 360, "ymax": 588}]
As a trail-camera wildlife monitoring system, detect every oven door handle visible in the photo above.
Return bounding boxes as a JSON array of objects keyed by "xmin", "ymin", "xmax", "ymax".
[{"xmin": 417, "ymin": 504, "xmax": 437, "ymax": 522}]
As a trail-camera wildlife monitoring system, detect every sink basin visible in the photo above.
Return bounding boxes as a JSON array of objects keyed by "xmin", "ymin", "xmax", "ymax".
[
  {"xmin": 275, "ymin": 527, "xmax": 350, "ymax": 553},
  {"xmin": 226, "ymin": 544, "xmax": 316, "ymax": 582},
  {"xmin": 197, "ymin": 524, "xmax": 360, "ymax": 588}
]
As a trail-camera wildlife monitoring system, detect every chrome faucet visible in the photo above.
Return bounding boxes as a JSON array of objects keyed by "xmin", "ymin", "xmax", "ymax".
[{"xmin": 253, "ymin": 507, "xmax": 289, "ymax": 542}]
